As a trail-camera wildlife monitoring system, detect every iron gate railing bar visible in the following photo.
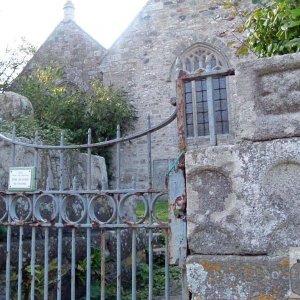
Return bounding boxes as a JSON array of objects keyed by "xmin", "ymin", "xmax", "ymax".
[
  {"xmin": 71, "ymin": 177, "xmax": 78, "ymax": 300},
  {"xmin": 0, "ymin": 109, "xmax": 177, "ymax": 150},
  {"xmin": 1, "ymin": 188, "xmax": 169, "ymax": 195},
  {"xmin": 147, "ymin": 115, "xmax": 154, "ymax": 300},
  {"xmin": 30, "ymin": 131, "xmax": 38, "ymax": 300},
  {"xmin": 43, "ymin": 176, "xmax": 51, "ymax": 300},
  {"xmin": 44, "ymin": 218, "xmax": 49, "ymax": 300},
  {"xmin": 100, "ymin": 230, "xmax": 106, "ymax": 300},
  {"xmin": 165, "ymin": 231, "xmax": 170, "ymax": 300},
  {"xmin": 17, "ymin": 221, "xmax": 23, "ymax": 300},
  {"xmin": 57, "ymin": 132, "xmax": 64, "ymax": 300},
  {"xmin": 116, "ymin": 124, "xmax": 122, "ymax": 300},
  {"xmin": 131, "ymin": 177, "xmax": 137, "ymax": 300},
  {"xmin": 132, "ymin": 227, "xmax": 137, "ymax": 300},
  {"xmin": 5, "ymin": 127, "xmax": 15, "ymax": 300},
  {"xmin": 86, "ymin": 128, "xmax": 92, "ymax": 300},
  {"xmin": 0, "ymin": 109, "xmax": 182, "ymax": 300},
  {"xmin": 71, "ymin": 225, "xmax": 76, "ymax": 300},
  {"xmin": 1, "ymin": 222, "xmax": 169, "ymax": 229}
]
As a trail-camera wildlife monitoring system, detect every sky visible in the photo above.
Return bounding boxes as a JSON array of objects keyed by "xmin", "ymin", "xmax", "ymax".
[{"xmin": 0, "ymin": 0, "xmax": 148, "ymax": 54}]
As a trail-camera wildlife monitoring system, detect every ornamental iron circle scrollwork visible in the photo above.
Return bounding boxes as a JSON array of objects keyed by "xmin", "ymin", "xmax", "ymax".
[
  {"xmin": 151, "ymin": 193, "xmax": 169, "ymax": 224},
  {"xmin": 61, "ymin": 194, "xmax": 87, "ymax": 224},
  {"xmin": 34, "ymin": 194, "xmax": 58, "ymax": 223},
  {"xmin": 0, "ymin": 195, "xmax": 8, "ymax": 222},
  {"xmin": 9, "ymin": 195, "xmax": 32, "ymax": 222},
  {"xmin": 88, "ymin": 194, "xmax": 117, "ymax": 224},
  {"xmin": 119, "ymin": 193, "xmax": 149, "ymax": 225}
]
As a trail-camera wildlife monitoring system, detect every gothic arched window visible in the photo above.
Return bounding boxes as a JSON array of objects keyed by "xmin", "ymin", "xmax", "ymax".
[{"xmin": 177, "ymin": 44, "xmax": 231, "ymax": 142}]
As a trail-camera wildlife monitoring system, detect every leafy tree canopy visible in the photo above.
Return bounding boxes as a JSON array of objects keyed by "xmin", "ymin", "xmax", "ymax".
[
  {"xmin": 10, "ymin": 64, "xmax": 136, "ymax": 146},
  {"xmin": 245, "ymin": 0, "xmax": 300, "ymax": 57}
]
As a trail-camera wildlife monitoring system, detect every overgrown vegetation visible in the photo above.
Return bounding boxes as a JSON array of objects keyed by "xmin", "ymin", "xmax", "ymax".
[
  {"xmin": 77, "ymin": 247, "xmax": 181, "ymax": 300},
  {"xmin": 9, "ymin": 65, "xmax": 136, "ymax": 147},
  {"xmin": 245, "ymin": 0, "xmax": 300, "ymax": 57},
  {"xmin": 0, "ymin": 225, "xmax": 7, "ymax": 241},
  {"xmin": 0, "ymin": 40, "xmax": 136, "ymax": 151},
  {"xmin": 224, "ymin": 0, "xmax": 300, "ymax": 57},
  {"xmin": 8, "ymin": 258, "xmax": 69, "ymax": 299}
]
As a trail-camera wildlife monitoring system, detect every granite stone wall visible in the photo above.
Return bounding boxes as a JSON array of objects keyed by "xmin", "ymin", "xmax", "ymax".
[{"xmin": 185, "ymin": 53, "xmax": 300, "ymax": 299}]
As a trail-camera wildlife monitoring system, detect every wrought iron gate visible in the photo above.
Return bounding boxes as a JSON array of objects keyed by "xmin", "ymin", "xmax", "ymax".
[{"xmin": 0, "ymin": 109, "xmax": 187, "ymax": 300}]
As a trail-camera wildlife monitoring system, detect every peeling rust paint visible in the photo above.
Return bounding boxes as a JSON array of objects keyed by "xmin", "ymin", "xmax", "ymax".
[{"xmin": 176, "ymin": 77, "xmax": 186, "ymax": 152}]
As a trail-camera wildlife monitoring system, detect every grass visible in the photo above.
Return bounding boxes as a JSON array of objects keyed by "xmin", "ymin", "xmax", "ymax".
[{"xmin": 136, "ymin": 200, "xmax": 168, "ymax": 222}]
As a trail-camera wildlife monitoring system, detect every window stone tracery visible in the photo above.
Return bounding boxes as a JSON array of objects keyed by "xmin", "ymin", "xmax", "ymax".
[{"xmin": 180, "ymin": 45, "xmax": 227, "ymax": 74}]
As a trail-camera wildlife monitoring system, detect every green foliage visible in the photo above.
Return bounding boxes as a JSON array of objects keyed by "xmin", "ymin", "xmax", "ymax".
[
  {"xmin": 76, "ymin": 247, "xmax": 103, "ymax": 286},
  {"xmin": 0, "ymin": 115, "xmax": 73, "ymax": 144},
  {"xmin": 0, "ymin": 38, "xmax": 36, "ymax": 92},
  {"xmin": 136, "ymin": 200, "xmax": 169, "ymax": 222},
  {"xmin": 245, "ymin": 0, "xmax": 300, "ymax": 57},
  {"xmin": 77, "ymin": 245, "xmax": 181, "ymax": 300},
  {"xmin": 0, "ymin": 225, "xmax": 7, "ymax": 241},
  {"xmin": 7, "ymin": 258, "xmax": 69, "ymax": 299},
  {"xmin": 12, "ymin": 64, "xmax": 136, "ymax": 149},
  {"xmin": 77, "ymin": 247, "xmax": 119, "ymax": 300}
]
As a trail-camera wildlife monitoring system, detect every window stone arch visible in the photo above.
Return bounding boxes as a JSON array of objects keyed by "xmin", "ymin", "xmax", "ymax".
[
  {"xmin": 173, "ymin": 43, "xmax": 232, "ymax": 144},
  {"xmin": 177, "ymin": 43, "xmax": 230, "ymax": 75}
]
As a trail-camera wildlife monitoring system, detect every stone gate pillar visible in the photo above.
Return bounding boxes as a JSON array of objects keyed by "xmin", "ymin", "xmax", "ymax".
[{"xmin": 185, "ymin": 52, "xmax": 300, "ymax": 299}]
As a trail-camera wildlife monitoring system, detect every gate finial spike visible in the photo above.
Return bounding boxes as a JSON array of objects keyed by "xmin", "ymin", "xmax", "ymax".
[
  {"xmin": 101, "ymin": 176, "xmax": 108, "ymax": 190},
  {"xmin": 131, "ymin": 176, "xmax": 136, "ymax": 189},
  {"xmin": 116, "ymin": 124, "xmax": 121, "ymax": 138},
  {"xmin": 46, "ymin": 176, "xmax": 50, "ymax": 191},
  {"xmin": 72, "ymin": 176, "xmax": 77, "ymax": 191},
  {"xmin": 87, "ymin": 128, "xmax": 92, "ymax": 144},
  {"xmin": 60, "ymin": 130, "xmax": 65, "ymax": 145},
  {"xmin": 34, "ymin": 130, "xmax": 39, "ymax": 143},
  {"xmin": 12, "ymin": 125, "xmax": 16, "ymax": 138},
  {"xmin": 147, "ymin": 114, "xmax": 151, "ymax": 128}
]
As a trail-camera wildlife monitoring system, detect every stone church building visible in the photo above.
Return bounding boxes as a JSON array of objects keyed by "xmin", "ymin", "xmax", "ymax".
[
  {"xmin": 19, "ymin": 0, "xmax": 300, "ymax": 298},
  {"xmin": 22, "ymin": 0, "xmax": 253, "ymax": 188}
]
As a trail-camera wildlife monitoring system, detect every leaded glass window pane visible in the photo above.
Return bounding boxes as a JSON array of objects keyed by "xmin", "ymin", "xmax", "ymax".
[{"xmin": 184, "ymin": 76, "xmax": 229, "ymax": 137}]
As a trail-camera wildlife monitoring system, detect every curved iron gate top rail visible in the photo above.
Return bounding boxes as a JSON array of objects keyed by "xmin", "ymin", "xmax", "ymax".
[
  {"xmin": 0, "ymin": 109, "xmax": 177, "ymax": 150},
  {"xmin": 0, "ymin": 108, "xmax": 188, "ymax": 300}
]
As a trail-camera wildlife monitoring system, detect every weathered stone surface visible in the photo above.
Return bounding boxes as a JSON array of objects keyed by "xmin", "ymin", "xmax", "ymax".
[
  {"xmin": 0, "ymin": 92, "xmax": 33, "ymax": 121},
  {"xmin": 0, "ymin": 138, "xmax": 107, "ymax": 190},
  {"xmin": 235, "ymin": 52, "xmax": 300, "ymax": 141},
  {"xmin": 21, "ymin": 15, "xmax": 106, "ymax": 91},
  {"xmin": 187, "ymin": 255, "xmax": 290, "ymax": 299},
  {"xmin": 186, "ymin": 138, "xmax": 300, "ymax": 255},
  {"xmin": 100, "ymin": 0, "xmax": 255, "ymax": 187}
]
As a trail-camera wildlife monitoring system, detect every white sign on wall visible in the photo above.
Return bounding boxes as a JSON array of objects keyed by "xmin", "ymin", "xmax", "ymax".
[{"xmin": 8, "ymin": 167, "xmax": 36, "ymax": 192}]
